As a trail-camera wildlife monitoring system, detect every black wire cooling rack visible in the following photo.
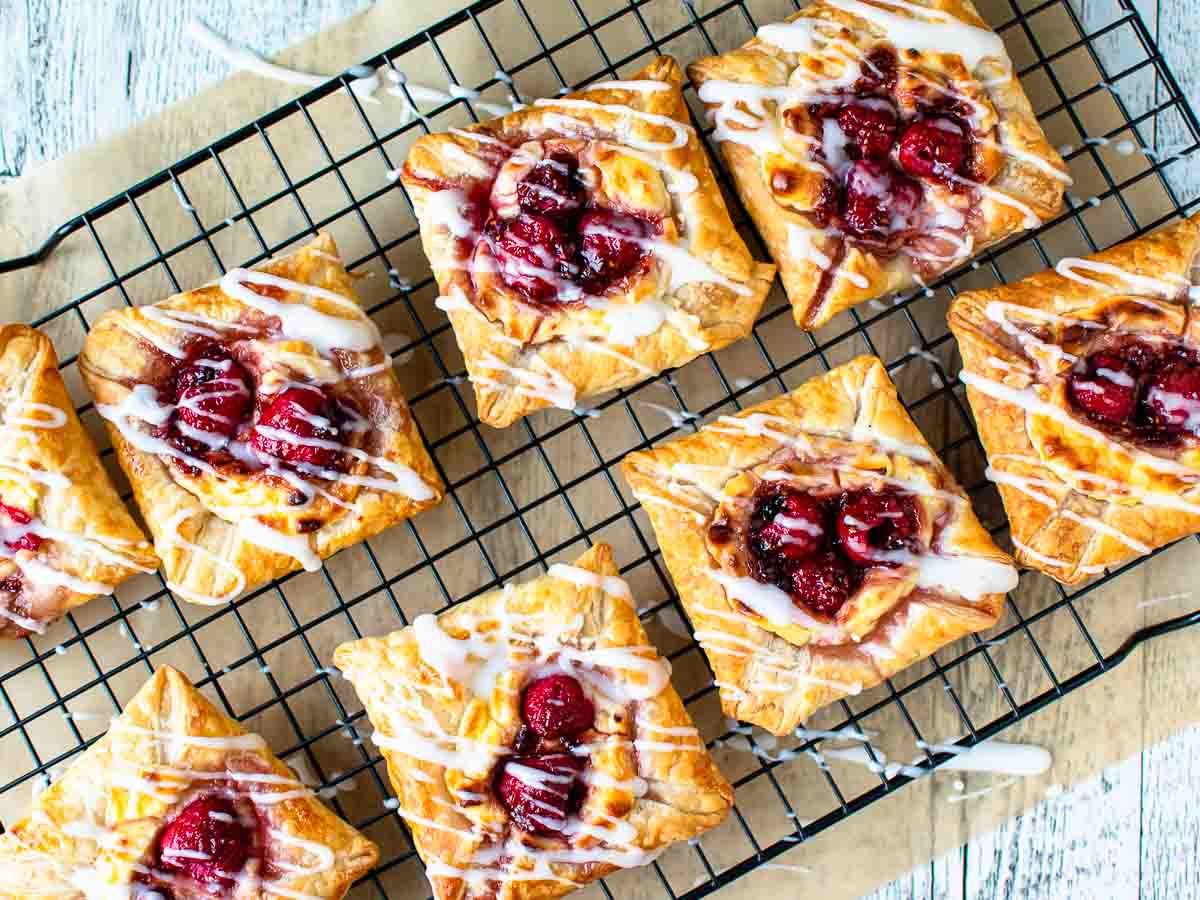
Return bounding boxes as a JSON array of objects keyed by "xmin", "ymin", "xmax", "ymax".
[{"xmin": 4, "ymin": 0, "xmax": 1200, "ymax": 896}]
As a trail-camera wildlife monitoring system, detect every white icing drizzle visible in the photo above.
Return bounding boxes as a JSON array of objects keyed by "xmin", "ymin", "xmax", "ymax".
[
  {"xmin": 824, "ymin": 0, "xmax": 1009, "ymax": 70},
  {"xmin": 7, "ymin": 403, "xmax": 67, "ymax": 429},
  {"xmin": 218, "ymin": 269, "xmax": 381, "ymax": 354},
  {"xmin": 475, "ymin": 352, "xmax": 577, "ymax": 410},
  {"xmin": 238, "ymin": 518, "xmax": 321, "ymax": 572},
  {"xmin": 533, "ymin": 98, "xmax": 694, "ymax": 151},
  {"xmin": 546, "ymin": 563, "xmax": 633, "ymax": 600},
  {"xmin": 1054, "ymin": 257, "xmax": 1187, "ymax": 298}
]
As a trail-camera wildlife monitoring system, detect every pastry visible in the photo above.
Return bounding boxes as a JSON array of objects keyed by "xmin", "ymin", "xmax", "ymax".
[
  {"xmin": 687, "ymin": 0, "xmax": 1067, "ymax": 330},
  {"xmin": 80, "ymin": 234, "xmax": 444, "ymax": 605},
  {"xmin": 0, "ymin": 324, "xmax": 157, "ymax": 637},
  {"xmin": 401, "ymin": 55, "xmax": 776, "ymax": 428},
  {"xmin": 948, "ymin": 212, "xmax": 1200, "ymax": 584},
  {"xmin": 621, "ymin": 356, "xmax": 1017, "ymax": 733},
  {"xmin": 334, "ymin": 543, "xmax": 733, "ymax": 900},
  {"xmin": 0, "ymin": 665, "xmax": 378, "ymax": 898}
]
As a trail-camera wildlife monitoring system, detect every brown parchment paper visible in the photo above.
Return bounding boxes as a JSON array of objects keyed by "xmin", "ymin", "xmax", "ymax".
[{"xmin": 1, "ymin": 1, "xmax": 1198, "ymax": 898}]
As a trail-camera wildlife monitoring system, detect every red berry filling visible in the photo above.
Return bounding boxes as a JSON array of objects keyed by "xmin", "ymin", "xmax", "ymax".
[
  {"xmin": 837, "ymin": 103, "xmax": 897, "ymax": 161},
  {"xmin": 496, "ymin": 673, "xmax": 595, "ymax": 836},
  {"xmin": 250, "ymin": 386, "xmax": 342, "ymax": 470},
  {"xmin": 1066, "ymin": 341, "xmax": 1200, "ymax": 444},
  {"xmin": 785, "ymin": 552, "xmax": 854, "ymax": 616},
  {"xmin": 171, "ymin": 346, "xmax": 252, "ymax": 444},
  {"xmin": 895, "ymin": 118, "xmax": 967, "ymax": 181},
  {"xmin": 840, "ymin": 160, "xmax": 922, "ymax": 240},
  {"xmin": 485, "ymin": 153, "xmax": 656, "ymax": 302},
  {"xmin": 0, "ymin": 501, "xmax": 41, "ymax": 553},
  {"xmin": 155, "ymin": 794, "xmax": 252, "ymax": 887},
  {"xmin": 746, "ymin": 485, "xmax": 924, "ymax": 618},
  {"xmin": 577, "ymin": 210, "xmax": 653, "ymax": 294},
  {"xmin": 749, "ymin": 490, "xmax": 827, "ymax": 562},
  {"xmin": 1067, "ymin": 352, "xmax": 1137, "ymax": 424},
  {"xmin": 795, "ymin": 49, "xmax": 977, "ymax": 245},
  {"xmin": 516, "ymin": 152, "xmax": 586, "ymax": 220},
  {"xmin": 522, "ymin": 674, "xmax": 595, "ymax": 739},
  {"xmin": 837, "ymin": 490, "xmax": 921, "ymax": 566},
  {"xmin": 495, "ymin": 753, "xmax": 586, "ymax": 836},
  {"xmin": 486, "ymin": 213, "xmax": 580, "ymax": 303}
]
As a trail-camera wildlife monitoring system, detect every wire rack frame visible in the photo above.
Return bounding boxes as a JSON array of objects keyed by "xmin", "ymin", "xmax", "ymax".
[{"xmin": 2, "ymin": 0, "xmax": 1200, "ymax": 897}]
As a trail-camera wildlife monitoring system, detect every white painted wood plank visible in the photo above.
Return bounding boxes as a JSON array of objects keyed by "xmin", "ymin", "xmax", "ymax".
[
  {"xmin": 963, "ymin": 756, "xmax": 1143, "ymax": 899},
  {"xmin": 1140, "ymin": 725, "xmax": 1200, "ymax": 897},
  {"xmin": 1, "ymin": 0, "xmax": 368, "ymax": 180}
]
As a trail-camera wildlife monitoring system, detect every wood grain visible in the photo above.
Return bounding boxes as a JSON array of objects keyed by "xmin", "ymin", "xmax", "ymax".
[{"xmin": 3, "ymin": 2, "xmax": 1200, "ymax": 899}]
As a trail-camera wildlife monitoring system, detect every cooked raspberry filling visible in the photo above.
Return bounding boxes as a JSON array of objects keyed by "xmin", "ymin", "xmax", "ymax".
[
  {"xmin": 805, "ymin": 48, "xmax": 976, "ymax": 243},
  {"xmin": 0, "ymin": 501, "xmax": 41, "ymax": 553},
  {"xmin": 485, "ymin": 152, "xmax": 657, "ymax": 303},
  {"xmin": 522, "ymin": 672, "xmax": 596, "ymax": 739},
  {"xmin": 152, "ymin": 794, "xmax": 253, "ymax": 889},
  {"xmin": 743, "ymin": 485, "xmax": 922, "ymax": 617},
  {"xmin": 156, "ymin": 339, "xmax": 352, "ymax": 477},
  {"xmin": 1066, "ymin": 341, "xmax": 1200, "ymax": 445},
  {"xmin": 494, "ymin": 673, "xmax": 595, "ymax": 837},
  {"xmin": 250, "ymin": 385, "xmax": 342, "ymax": 470}
]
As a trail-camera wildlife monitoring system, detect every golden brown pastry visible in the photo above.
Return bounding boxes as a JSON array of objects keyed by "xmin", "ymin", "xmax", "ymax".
[
  {"xmin": 948, "ymin": 212, "xmax": 1200, "ymax": 584},
  {"xmin": 334, "ymin": 543, "xmax": 733, "ymax": 900},
  {"xmin": 401, "ymin": 55, "xmax": 776, "ymax": 428},
  {"xmin": 80, "ymin": 234, "xmax": 444, "ymax": 605},
  {"xmin": 621, "ymin": 357, "xmax": 1016, "ymax": 733},
  {"xmin": 0, "ymin": 324, "xmax": 157, "ymax": 637},
  {"xmin": 688, "ymin": 0, "xmax": 1067, "ymax": 329},
  {"xmin": 0, "ymin": 665, "xmax": 378, "ymax": 898}
]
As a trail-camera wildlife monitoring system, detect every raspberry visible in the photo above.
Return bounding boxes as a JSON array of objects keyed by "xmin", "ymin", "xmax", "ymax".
[
  {"xmin": 516, "ymin": 152, "xmax": 585, "ymax": 219},
  {"xmin": 249, "ymin": 386, "xmax": 340, "ymax": 469},
  {"xmin": 1141, "ymin": 361, "xmax": 1200, "ymax": 434},
  {"xmin": 836, "ymin": 103, "xmax": 897, "ymax": 160},
  {"xmin": 172, "ymin": 349, "xmax": 251, "ymax": 442},
  {"xmin": 156, "ymin": 795, "xmax": 251, "ymax": 887},
  {"xmin": 896, "ymin": 118, "xmax": 967, "ymax": 180},
  {"xmin": 1067, "ymin": 352, "xmax": 1138, "ymax": 425},
  {"xmin": 836, "ymin": 490, "xmax": 921, "ymax": 566},
  {"xmin": 577, "ymin": 210, "xmax": 652, "ymax": 294},
  {"xmin": 488, "ymin": 213, "xmax": 579, "ymax": 302},
  {"xmin": 786, "ymin": 552, "xmax": 855, "ymax": 616},
  {"xmin": 749, "ymin": 489, "xmax": 827, "ymax": 562},
  {"xmin": 522, "ymin": 674, "xmax": 594, "ymax": 739},
  {"xmin": 840, "ymin": 159, "xmax": 922, "ymax": 238},
  {"xmin": 0, "ymin": 502, "xmax": 32, "ymax": 526},
  {"xmin": 495, "ymin": 753, "xmax": 586, "ymax": 836}
]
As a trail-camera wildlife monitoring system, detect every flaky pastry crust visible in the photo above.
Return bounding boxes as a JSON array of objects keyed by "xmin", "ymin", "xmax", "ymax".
[
  {"xmin": 80, "ymin": 235, "xmax": 443, "ymax": 605},
  {"xmin": 334, "ymin": 544, "xmax": 733, "ymax": 900},
  {"xmin": 0, "ymin": 666, "xmax": 378, "ymax": 898},
  {"xmin": 688, "ymin": 0, "xmax": 1066, "ymax": 329},
  {"xmin": 948, "ymin": 212, "xmax": 1200, "ymax": 583},
  {"xmin": 402, "ymin": 56, "xmax": 775, "ymax": 428},
  {"xmin": 0, "ymin": 324, "xmax": 157, "ymax": 637},
  {"xmin": 621, "ymin": 357, "xmax": 1014, "ymax": 733}
]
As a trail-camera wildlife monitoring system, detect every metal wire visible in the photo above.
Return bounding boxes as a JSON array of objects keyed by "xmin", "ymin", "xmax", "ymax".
[{"xmin": 2, "ymin": 0, "xmax": 1200, "ymax": 896}]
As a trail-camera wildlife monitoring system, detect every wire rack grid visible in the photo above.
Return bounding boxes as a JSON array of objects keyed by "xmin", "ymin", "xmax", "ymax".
[{"xmin": 3, "ymin": 0, "xmax": 1200, "ymax": 897}]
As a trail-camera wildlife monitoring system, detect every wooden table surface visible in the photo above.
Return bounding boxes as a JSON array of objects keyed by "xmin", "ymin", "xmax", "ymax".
[{"xmin": 3, "ymin": 1, "xmax": 1199, "ymax": 898}]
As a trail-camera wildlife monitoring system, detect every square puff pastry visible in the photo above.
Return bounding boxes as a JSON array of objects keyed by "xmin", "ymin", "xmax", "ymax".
[
  {"xmin": 948, "ymin": 212, "xmax": 1200, "ymax": 584},
  {"xmin": 0, "ymin": 324, "xmax": 157, "ymax": 637},
  {"xmin": 80, "ymin": 234, "xmax": 444, "ymax": 606},
  {"xmin": 0, "ymin": 665, "xmax": 378, "ymax": 898},
  {"xmin": 687, "ymin": 0, "xmax": 1067, "ymax": 329},
  {"xmin": 401, "ymin": 55, "xmax": 776, "ymax": 428},
  {"xmin": 334, "ymin": 543, "xmax": 733, "ymax": 900},
  {"xmin": 621, "ymin": 357, "xmax": 1016, "ymax": 734}
]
